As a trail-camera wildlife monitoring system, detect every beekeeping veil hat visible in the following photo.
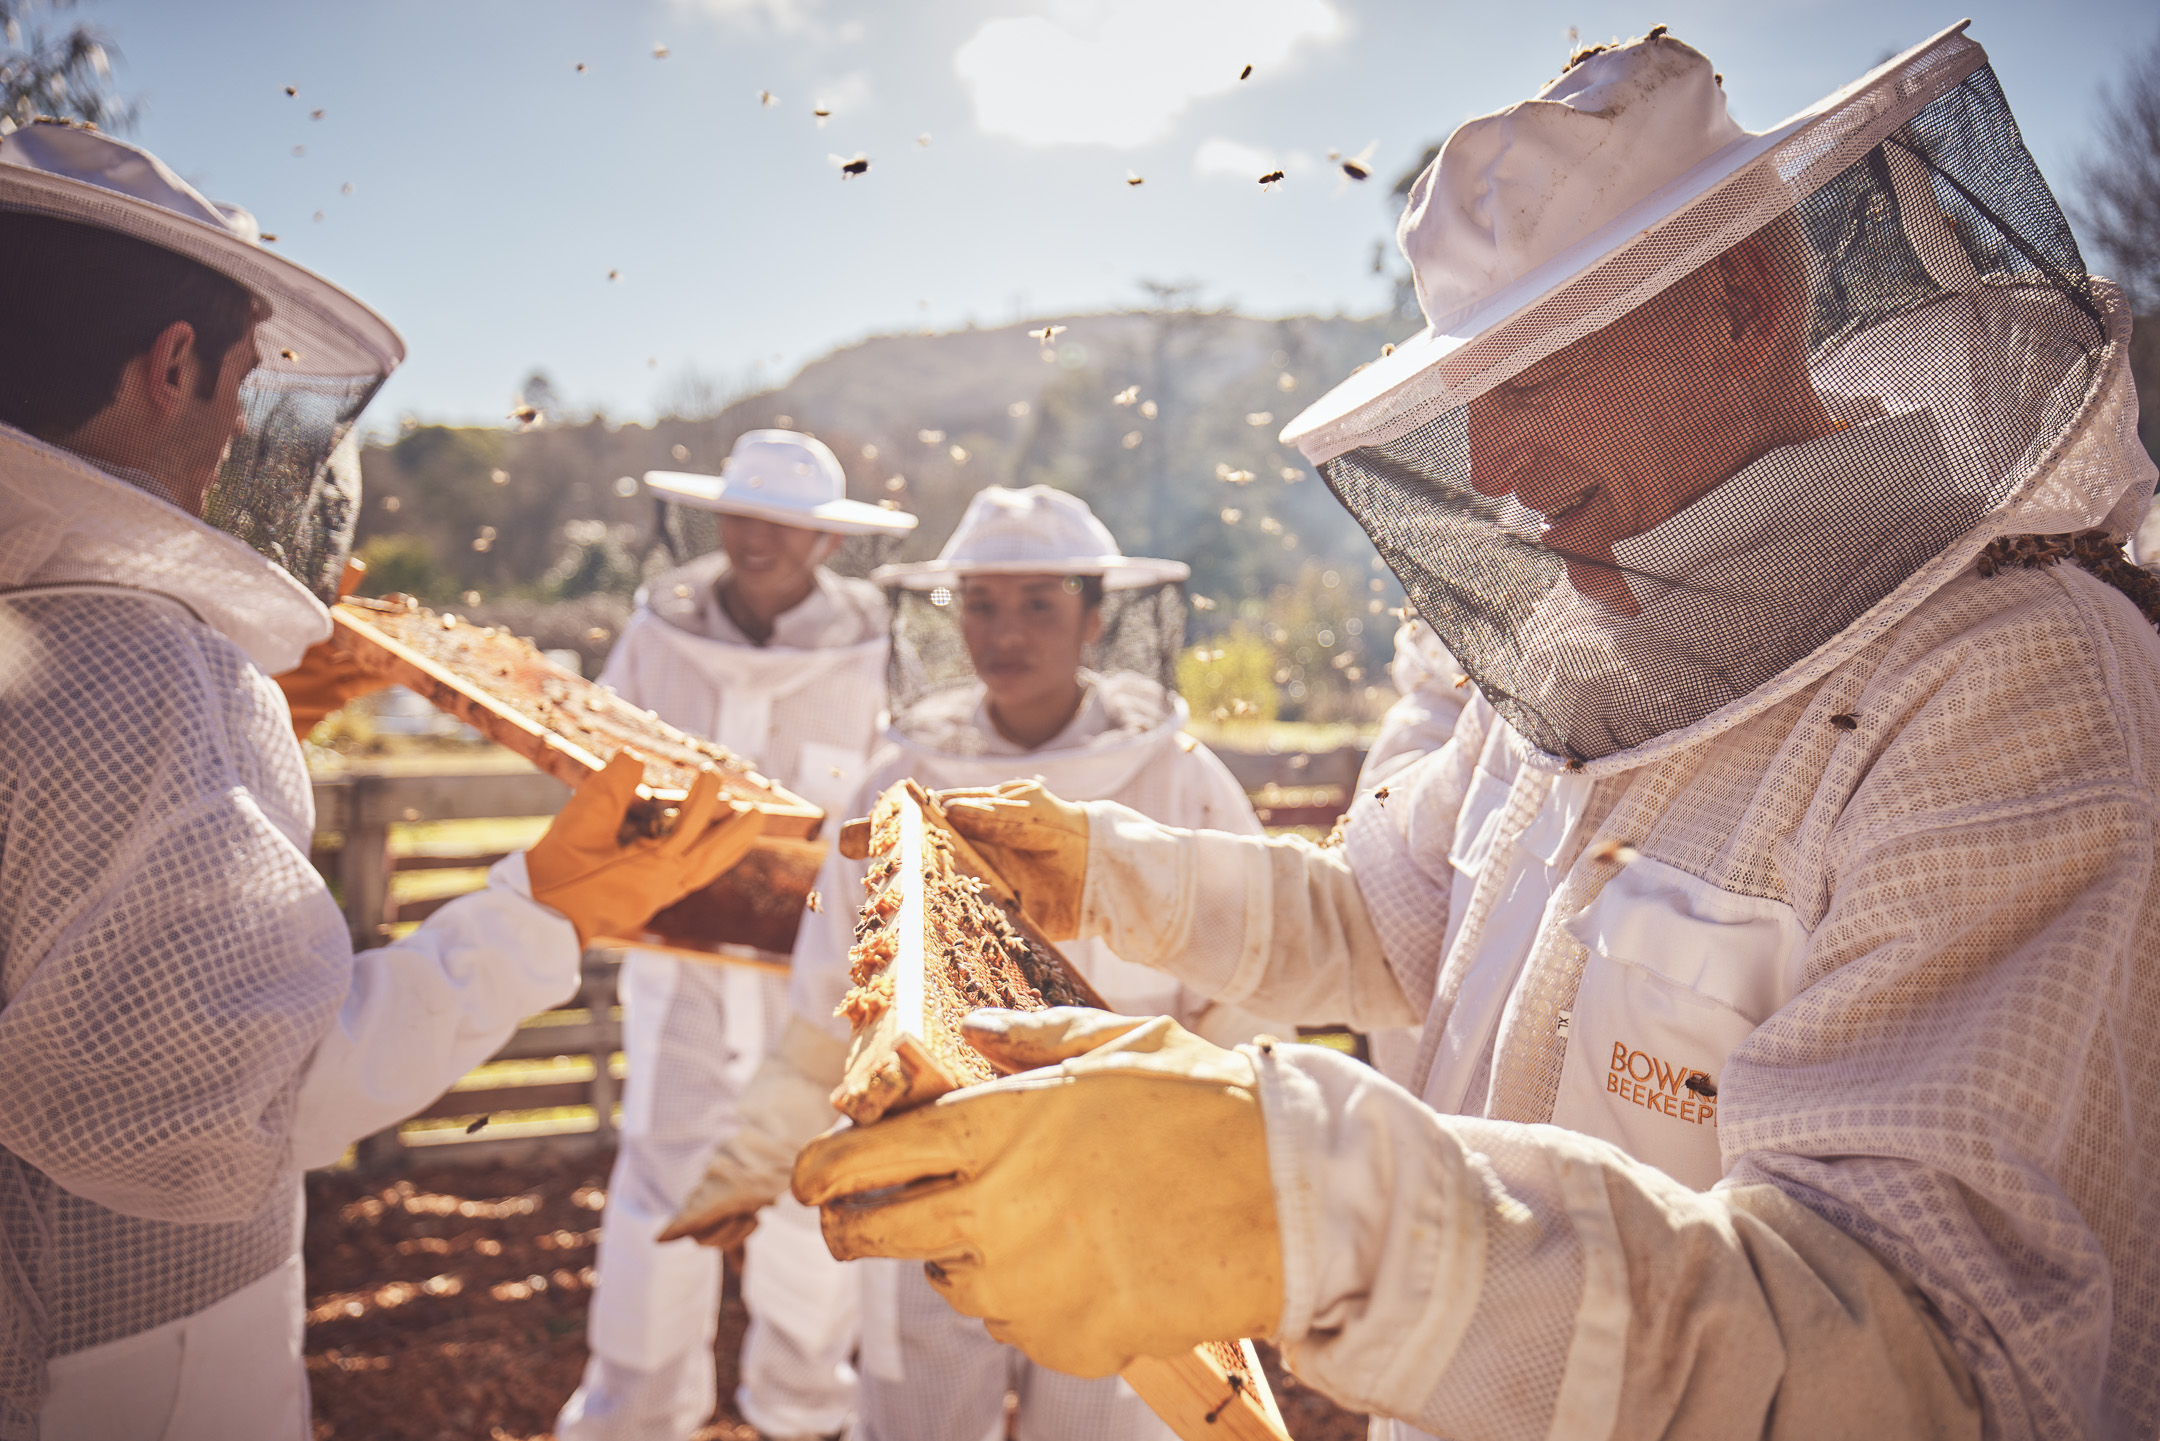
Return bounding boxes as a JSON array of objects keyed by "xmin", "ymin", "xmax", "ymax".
[
  {"xmin": 0, "ymin": 120, "xmax": 404, "ymax": 603},
  {"xmin": 872, "ymin": 485, "xmax": 1192, "ymax": 757},
  {"xmin": 647, "ymin": 429, "xmax": 918, "ymax": 536},
  {"xmin": 1284, "ymin": 23, "xmax": 2154, "ymax": 769}
]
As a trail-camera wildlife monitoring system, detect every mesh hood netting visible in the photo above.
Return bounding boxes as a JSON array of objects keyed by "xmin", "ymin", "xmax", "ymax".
[
  {"xmin": 1315, "ymin": 56, "xmax": 2123, "ymax": 766},
  {"xmin": 0, "ymin": 192, "xmax": 396, "ymax": 607},
  {"xmin": 658, "ymin": 500, "xmax": 904, "ymax": 581},
  {"xmin": 886, "ymin": 581, "xmax": 1185, "ymax": 754}
]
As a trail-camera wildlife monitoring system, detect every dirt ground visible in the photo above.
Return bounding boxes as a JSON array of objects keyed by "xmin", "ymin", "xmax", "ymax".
[{"xmin": 304, "ymin": 1150, "xmax": 1367, "ymax": 1441}]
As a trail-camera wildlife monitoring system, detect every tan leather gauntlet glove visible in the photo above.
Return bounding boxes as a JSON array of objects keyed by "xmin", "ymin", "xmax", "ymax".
[
  {"xmin": 936, "ymin": 780, "xmax": 1090, "ymax": 939},
  {"xmin": 792, "ymin": 1008, "xmax": 1284, "ymax": 1379},
  {"xmin": 526, "ymin": 750, "xmax": 765, "ymax": 948}
]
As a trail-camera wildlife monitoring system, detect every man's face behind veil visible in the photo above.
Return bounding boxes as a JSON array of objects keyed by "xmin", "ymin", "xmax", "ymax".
[{"xmin": 1466, "ymin": 233, "xmax": 1832, "ymax": 616}]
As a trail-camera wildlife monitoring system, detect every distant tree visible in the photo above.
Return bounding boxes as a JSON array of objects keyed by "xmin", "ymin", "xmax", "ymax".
[
  {"xmin": 0, "ymin": 0, "xmax": 133, "ymax": 135},
  {"xmin": 2075, "ymin": 29, "xmax": 2160, "ymax": 306}
]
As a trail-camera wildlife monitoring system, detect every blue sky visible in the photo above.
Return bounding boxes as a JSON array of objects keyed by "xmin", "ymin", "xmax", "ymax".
[{"xmin": 78, "ymin": 0, "xmax": 2157, "ymax": 427}]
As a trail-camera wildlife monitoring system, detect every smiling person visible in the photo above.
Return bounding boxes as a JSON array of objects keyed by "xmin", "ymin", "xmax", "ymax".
[
  {"xmin": 787, "ymin": 27, "xmax": 2160, "ymax": 1440},
  {"xmin": 556, "ymin": 431, "xmax": 914, "ymax": 1441},
  {"xmin": 0, "ymin": 124, "xmax": 764, "ymax": 1441},
  {"xmin": 661, "ymin": 485, "xmax": 1283, "ymax": 1441}
]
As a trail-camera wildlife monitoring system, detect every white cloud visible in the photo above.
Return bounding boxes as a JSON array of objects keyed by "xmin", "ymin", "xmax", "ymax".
[
  {"xmin": 955, "ymin": 0, "xmax": 1344, "ymax": 149},
  {"xmin": 665, "ymin": 0, "xmax": 818, "ymax": 30}
]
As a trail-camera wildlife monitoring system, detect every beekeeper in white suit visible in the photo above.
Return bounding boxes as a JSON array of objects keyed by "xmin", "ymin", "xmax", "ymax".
[
  {"xmin": 0, "ymin": 123, "xmax": 764, "ymax": 1441},
  {"xmin": 792, "ymin": 25, "xmax": 2160, "ymax": 1439},
  {"xmin": 663, "ymin": 485, "xmax": 1282, "ymax": 1441},
  {"xmin": 557, "ymin": 431, "xmax": 914, "ymax": 1441}
]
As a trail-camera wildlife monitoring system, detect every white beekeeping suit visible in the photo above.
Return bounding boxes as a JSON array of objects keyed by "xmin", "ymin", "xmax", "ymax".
[
  {"xmin": 669, "ymin": 486, "xmax": 1281, "ymax": 1441},
  {"xmin": 558, "ymin": 432, "xmax": 913, "ymax": 1441},
  {"xmin": 1354, "ymin": 616, "xmax": 1464, "ymax": 1087},
  {"xmin": 0, "ymin": 128, "xmax": 590, "ymax": 1440},
  {"xmin": 790, "ymin": 25, "xmax": 2160, "ymax": 1441}
]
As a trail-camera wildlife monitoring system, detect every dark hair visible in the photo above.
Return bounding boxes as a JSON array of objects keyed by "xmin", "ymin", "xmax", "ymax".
[{"xmin": 0, "ymin": 210, "xmax": 264, "ymax": 439}]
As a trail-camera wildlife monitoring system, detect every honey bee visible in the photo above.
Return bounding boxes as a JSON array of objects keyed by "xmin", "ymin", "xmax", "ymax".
[
  {"xmin": 1829, "ymin": 713, "xmax": 1859, "ymax": 731},
  {"xmin": 310, "ymin": 108, "xmax": 324, "ymax": 120},
  {"xmin": 1329, "ymin": 142, "xmax": 1377, "ymax": 182},
  {"xmin": 608, "ymin": 268, "xmax": 621, "ymax": 281},
  {"xmin": 576, "ymin": 63, "xmax": 587, "ymax": 73},
  {"xmin": 1683, "ymin": 1073, "xmax": 1717, "ymax": 1099},
  {"xmin": 466, "ymin": 1115, "xmax": 491, "ymax": 1135},
  {"xmin": 1453, "ymin": 672, "xmax": 1471, "ymax": 689},
  {"xmin": 509, "ymin": 404, "xmax": 541, "ymax": 426},
  {"xmin": 260, "ymin": 234, "xmax": 278, "ymax": 243},
  {"xmin": 1125, "ymin": 170, "xmax": 1144, "ymax": 186},
  {"xmin": 653, "ymin": 43, "xmax": 670, "ymax": 58},
  {"xmin": 1341, "ymin": 158, "xmax": 1370, "ymax": 180},
  {"xmin": 1381, "ymin": 342, "xmax": 1396, "ymax": 357},
  {"xmin": 814, "ymin": 104, "xmax": 831, "ymax": 123},
  {"xmin": 1372, "ymin": 786, "xmax": 1390, "ymax": 805},
  {"xmin": 806, "ymin": 890, "xmax": 824, "ymax": 914},
  {"xmin": 758, "ymin": 89, "xmax": 779, "ymax": 107},
  {"xmin": 1191, "ymin": 594, "xmax": 1217, "ymax": 610},
  {"xmin": 1239, "ymin": 63, "xmax": 1253, "ymax": 80},
  {"xmin": 284, "ymin": 85, "xmax": 297, "ymax": 97},
  {"xmin": 279, "ymin": 348, "xmax": 300, "ymax": 362},
  {"xmin": 1031, "ymin": 324, "xmax": 1066, "ymax": 345},
  {"xmin": 917, "ymin": 132, "xmax": 933, "ymax": 147},
  {"xmin": 1113, "ymin": 385, "xmax": 1139, "ymax": 405},
  {"xmin": 1589, "ymin": 839, "xmax": 1641, "ymax": 866},
  {"xmin": 834, "ymin": 153, "xmax": 869, "ymax": 177},
  {"xmin": 1257, "ymin": 169, "xmax": 1285, "ymax": 189}
]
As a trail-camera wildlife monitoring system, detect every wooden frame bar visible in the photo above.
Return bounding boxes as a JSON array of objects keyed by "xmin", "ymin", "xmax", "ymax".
[
  {"xmin": 836, "ymin": 781, "xmax": 1292, "ymax": 1441},
  {"xmin": 334, "ymin": 596, "xmax": 824, "ymax": 959}
]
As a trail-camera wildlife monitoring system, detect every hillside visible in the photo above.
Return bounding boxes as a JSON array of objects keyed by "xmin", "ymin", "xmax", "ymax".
[{"xmin": 352, "ymin": 306, "xmax": 1411, "ymax": 716}]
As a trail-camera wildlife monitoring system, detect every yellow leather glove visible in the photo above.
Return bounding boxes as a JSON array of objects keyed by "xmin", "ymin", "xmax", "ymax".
[
  {"xmin": 658, "ymin": 1016, "xmax": 850, "ymax": 1249},
  {"xmin": 936, "ymin": 780, "xmax": 1090, "ymax": 940},
  {"xmin": 526, "ymin": 750, "xmax": 766, "ymax": 948},
  {"xmin": 275, "ymin": 559, "xmax": 390, "ymax": 739},
  {"xmin": 791, "ymin": 1008, "xmax": 1284, "ymax": 1378}
]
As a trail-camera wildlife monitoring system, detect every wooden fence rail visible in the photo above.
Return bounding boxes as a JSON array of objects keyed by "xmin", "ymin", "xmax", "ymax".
[{"xmin": 313, "ymin": 742, "xmax": 1367, "ymax": 1168}]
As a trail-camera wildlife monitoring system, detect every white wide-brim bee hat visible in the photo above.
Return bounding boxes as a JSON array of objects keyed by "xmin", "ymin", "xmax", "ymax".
[
  {"xmin": 0, "ymin": 121, "xmax": 406, "ymax": 604},
  {"xmin": 1280, "ymin": 22, "xmax": 2152, "ymax": 769},
  {"xmin": 874, "ymin": 483, "xmax": 1187, "ymax": 590},
  {"xmin": 646, "ymin": 429, "xmax": 918, "ymax": 537}
]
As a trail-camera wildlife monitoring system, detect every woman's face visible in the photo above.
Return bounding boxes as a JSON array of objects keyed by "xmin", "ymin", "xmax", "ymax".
[
  {"xmin": 958, "ymin": 573, "xmax": 1103, "ymax": 714},
  {"xmin": 719, "ymin": 515, "xmax": 836, "ymax": 602}
]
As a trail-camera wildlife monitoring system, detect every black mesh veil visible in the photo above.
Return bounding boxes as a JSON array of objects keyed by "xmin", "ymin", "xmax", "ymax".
[
  {"xmin": 1312, "ymin": 60, "xmax": 2108, "ymax": 765},
  {"xmin": 658, "ymin": 500, "xmax": 905, "ymax": 581},
  {"xmin": 886, "ymin": 580, "xmax": 1186, "ymax": 753},
  {"xmin": 205, "ymin": 373, "xmax": 382, "ymax": 603}
]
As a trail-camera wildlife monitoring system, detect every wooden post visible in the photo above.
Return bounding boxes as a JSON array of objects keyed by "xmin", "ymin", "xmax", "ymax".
[{"xmin": 581, "ymin": 957, "xmax": 620, "ymax": 1144}]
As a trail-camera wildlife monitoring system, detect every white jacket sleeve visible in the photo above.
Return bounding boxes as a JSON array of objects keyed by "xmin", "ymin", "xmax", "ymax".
[
  {"xmin": 286, "ymin": 851, "xmax": 583, "ymax": 1169},
  {"xmin": 1077, "ymin": 797, "xmax": 1420, "ymax": 1032},
  {"xmin": 1255, "ymin": 1042, "xmax": 1980, "ymax": 1438}
]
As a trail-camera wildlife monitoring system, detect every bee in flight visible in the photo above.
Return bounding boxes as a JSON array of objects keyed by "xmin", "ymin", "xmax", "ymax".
[
  {"xmin": 1031, "ymin": 324, "xmax": 1066, "ymax": 346},
  {"xmin": 1258, "ymin": 169, "xmax": 1285, "ymax": 190}
]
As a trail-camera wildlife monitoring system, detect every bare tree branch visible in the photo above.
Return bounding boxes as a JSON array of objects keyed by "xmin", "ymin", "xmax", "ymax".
[
  {"xmin": 0, "ymin": 0, "xmax": 135, "ymax": 136},
  {"xmin": 2074, "ymin": 28, "xmax": 2160, "ymax": 307}
]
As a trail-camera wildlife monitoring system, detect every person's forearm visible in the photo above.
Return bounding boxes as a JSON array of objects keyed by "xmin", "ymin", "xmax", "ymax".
[
  {"xmin": 287, "ymin": 853, "xmax": 582, "ymax": 1168},
  {"xmin": 1078, "ymin": 801, "xmax": 1420, "ymax": 1031},
  {"xmin": 1256, "ymin": 1045, "xmax": 1981, "ymax": 1438}
]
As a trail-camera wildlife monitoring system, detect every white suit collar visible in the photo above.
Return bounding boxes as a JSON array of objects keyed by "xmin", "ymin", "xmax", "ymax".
[{"xmin": 0, "ymin": 422, "xmax": 328, "ymax": 673}]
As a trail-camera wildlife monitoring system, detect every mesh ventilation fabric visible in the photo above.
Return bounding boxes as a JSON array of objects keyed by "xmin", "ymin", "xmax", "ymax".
[
  {"xmin": 886, "ymin": 581, "xmax": 1185, "ymax": 749},
  {"xmin": 659, "ymin": 501, "xmax": 904, "ymax": 580},
  {"xmin": 1320, "ymin": 65, "xmax": 2110, "ymax": 765}
]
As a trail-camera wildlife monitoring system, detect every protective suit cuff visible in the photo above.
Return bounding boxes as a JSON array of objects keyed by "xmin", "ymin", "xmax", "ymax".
[
  {"xmin": 487, "ymin": 849, "xmax": 536, "ymax": 900},
  {"xmin": 1253, "ymin": 1042, "xmax": 1485, "ymax": 1417},
  {"xmin": 1079, "ymin": 799, "xmax": 1196, "ymax": 965}
]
